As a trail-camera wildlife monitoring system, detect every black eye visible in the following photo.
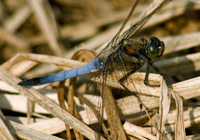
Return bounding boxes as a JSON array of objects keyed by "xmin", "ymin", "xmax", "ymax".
[
  {"xmin": 146, "ymin": 37, "xmax": 164, "ymax": 60},
  {"xmin": 157, "ymin": 41, "xmax": 165, "ymax": 57}
]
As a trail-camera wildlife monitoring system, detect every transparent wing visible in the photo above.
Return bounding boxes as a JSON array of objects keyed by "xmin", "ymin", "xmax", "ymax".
[
  {"xmin": 98, "ymin": 0, "xmax": 139, "ymax": 58},
  {"xmin": 99, "ymin": 0, "xmax": 171, "ymax": 59},
  {"xmin": 119, "ymin": 0, "xmax": 171, "ymax": 41},
  {"xmin": 85, "ymin": 0, "xmax": 174, "ymax": 139},
  {"xmin": 77, "ymin": 0, "xmax": 175, "ymax": 139}
]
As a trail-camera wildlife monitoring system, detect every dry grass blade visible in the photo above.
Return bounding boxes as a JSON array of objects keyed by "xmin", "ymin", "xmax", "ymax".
[
  {"xmin": 2, "ymin": 54, "xmax": 38, "ymax": 77},
  {"xmin": 0, "ymin": 93, "xmax": 50, "ymax": 114},
  {"xmin": 58, "ymin": 80, "xmax": 84, "ymax": 140},
  {"xmin": 27, "ymin": 98, "xmax": 34, "ymax": 124},
  {"xmin": 26, "ymin": 118, "xmax": 65, "ymax": 134},
  {"xmin": 0, "ymin": 110, "xmax": 17, "ymax": 140},
  {"xmin": 170, "ymin": 89, "xmax": 186, "ymax": 140},
  {"xmin": 162, "ymin": 106, "xmax": 200, "ymax": 132},
  {"xmin": 92, "ymin": 72, "xmax": 162, "ymax": 97},
  {"xmin": 102, "ymin": 86, "xmax": 127, "ymax": 139},
  {"xmin": 0, "ymin": 66, "xmax": 105, "ymax": 140},
  {"xmin": 0, "ymin": 82, "xmax": 19, "ymax": 93},
  {"xmin": 3, "ymin": 4, "xmax": 31, "ymax": 33},
  {"xmin": 171, "ymin": 76, "xmax": 200, "ymax": 100},
  {"xmin": 123, "ymin": 121, "xmax": 156, "ymax": 140},
  {"xmin": 28, "ymin": 0, "xmax": 62, "ymax": 56},
  {"xmin": 155, "ymin": 52, "xmax": 200, "ymax": 76},
  {"xmin": 180, "ymin": 107, "xmax": 200, "ymax": 131},
  {"xmin": 7, "ymin": 120, "xmax": 64, "ymax": 140},
  {"xmin": 57, "ymin": 81, "xmax": 72, "ymax": 140},
  {"xmin": 0, "ymin": 28, "xmax": 30, "ymax": 52},
  {"xmin": 163, "ymin": 32, "xmax": 200, "ymax": 55},
  {"xmin": 157, "ymin": 78, "xmax": 171, "ymax": 140},
  {"xmin": 13, "ymin": 53, "xmax": 85, "ymax": 69}
]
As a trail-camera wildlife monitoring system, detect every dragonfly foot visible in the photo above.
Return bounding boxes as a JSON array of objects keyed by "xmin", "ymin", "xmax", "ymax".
[{"xmin": 144, "ymin": 82, "xmax": 160, "ymax": 87}]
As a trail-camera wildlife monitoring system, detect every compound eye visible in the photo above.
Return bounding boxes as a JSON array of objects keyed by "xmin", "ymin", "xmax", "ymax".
[
  {"xmin": 157, "ymin": 41, "xmax": 165, "ymax": 57},
  {"xmin": 147, "ymin": 37, "xmax": 164, "ymax": 59},
  {"xmin": 147, "ymin": 44, "xmax": 158, "ymax": 59}
]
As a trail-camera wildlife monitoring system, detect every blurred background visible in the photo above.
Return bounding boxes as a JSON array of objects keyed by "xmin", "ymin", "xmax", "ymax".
[{"xmin": 0, "ymin": 0, "xmax": 199, "ymax": 63}]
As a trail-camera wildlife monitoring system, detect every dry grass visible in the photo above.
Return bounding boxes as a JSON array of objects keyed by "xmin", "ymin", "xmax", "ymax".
[{"xmin": 0, "ymin": 0, "xmax": 200, "ymax": 140}]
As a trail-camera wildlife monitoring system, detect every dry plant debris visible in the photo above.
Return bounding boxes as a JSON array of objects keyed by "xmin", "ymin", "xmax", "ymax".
[{"xmin": 0, "ymin": 0, "xmax": 200, "ymax": 140}]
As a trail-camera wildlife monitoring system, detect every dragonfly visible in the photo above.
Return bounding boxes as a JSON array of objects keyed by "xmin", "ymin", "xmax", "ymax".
[{"xmin": 19, "ymin": 0, "xmax": 171, "ymax": 139}]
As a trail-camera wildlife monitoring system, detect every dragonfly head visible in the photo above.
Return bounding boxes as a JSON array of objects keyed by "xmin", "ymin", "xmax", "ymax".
[{"xmin": 145, "ymin": 37, "xmax": 164, "ymax": 61}]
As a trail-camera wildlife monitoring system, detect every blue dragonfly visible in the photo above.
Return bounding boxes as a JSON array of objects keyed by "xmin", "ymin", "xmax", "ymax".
[{"xmin": 19, "ymin": 0, "xmax": 171, "ymax": 139}]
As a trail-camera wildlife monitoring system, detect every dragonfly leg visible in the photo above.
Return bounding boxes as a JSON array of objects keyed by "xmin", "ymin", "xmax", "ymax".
[
  {"xmin": 119, "ymin": 69, "xmax": 137, "ymax": 88},
  {"xmin": 144, "ymin": 62, "xmax": 160, "ymax": 87},
  {"xmin": 149, "ymin": 62, "xmax": 159, "ymax": 74},
  {"xmin": 149, "ymin": 62, "xmax": 166, "ymax": 79}
]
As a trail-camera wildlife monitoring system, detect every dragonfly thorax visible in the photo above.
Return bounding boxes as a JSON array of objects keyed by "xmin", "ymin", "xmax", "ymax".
[{"xmin": 122, "ymin": 39, "xmax": 143, "ymax": 56}]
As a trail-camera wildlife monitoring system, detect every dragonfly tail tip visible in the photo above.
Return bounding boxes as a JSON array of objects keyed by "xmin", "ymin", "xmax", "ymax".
[{"xmin": 18, "ymin": 78, "xmax": 41, "ymax": 86}]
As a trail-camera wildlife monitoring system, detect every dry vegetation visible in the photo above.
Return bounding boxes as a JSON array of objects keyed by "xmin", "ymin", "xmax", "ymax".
[{"xmin": 0, "ymin": 0, "xmax": 200, "ymax": 140}]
